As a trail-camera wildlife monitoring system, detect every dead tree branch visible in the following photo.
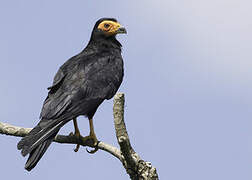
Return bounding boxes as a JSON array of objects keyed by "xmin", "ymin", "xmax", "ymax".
[{"xmin": 0, "ymin": 93, "xmax": 158, "ymax": 180}]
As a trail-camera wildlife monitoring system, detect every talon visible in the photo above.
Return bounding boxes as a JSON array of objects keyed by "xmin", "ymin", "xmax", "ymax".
[
  {"xmin": 86, "ymin": 146, "xmax": 99, "ymax": 154},
  {"xmin": 74, "ymin": 144, "xmax": 80, "ymax": 152},
  {"xmin": 86, "ymin": 140, "xmax": 100, "ymax": 154},
  {"xmin": 73, "ymin": 132, "xmax": 81, "ymax": 152},
  {"xmin": 81, "ymin": 135, "xmax": 99, "ymax": 154}
]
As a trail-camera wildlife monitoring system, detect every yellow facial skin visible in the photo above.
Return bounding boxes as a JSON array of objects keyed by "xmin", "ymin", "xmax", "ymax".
[{"xmin": 97, "ymin": 20, "xmax": 126, "ymax": 35}]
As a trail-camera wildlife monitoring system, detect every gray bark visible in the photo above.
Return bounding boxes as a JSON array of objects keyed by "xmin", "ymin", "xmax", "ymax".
[{"xmin": 0, "ymin": 93, "xmax": 159, "ymax": 180}]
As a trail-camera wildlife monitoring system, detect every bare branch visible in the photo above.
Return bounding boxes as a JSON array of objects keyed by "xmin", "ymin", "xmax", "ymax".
[
  {"xmin": 0, "ymin": 93, "xmax": 158, "ymax": 179},
  {"xmin": 0, "ymin": 121, "xmax": 122, "ymax": 162},
  {"xmin": 0, "ymin": 122, "xmax": 32, "ymax": 137},
  {"xmin": 113, "ymin": 93, "xmax": 159, "ymax": 180}
]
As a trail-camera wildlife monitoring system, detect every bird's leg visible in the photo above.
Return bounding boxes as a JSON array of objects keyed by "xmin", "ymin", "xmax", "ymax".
[
  {"xmin": 70, "ymin": 118, "xmax": 99, "ymax": 153},
  {"xmin": 73, "ymin": 118, "xmax": 81, "ymax": 152},
  {"xmin": 81, "ymin": 118, "xmax": 99, "ymax": 154},
  {"xmin": 88, "ymin": 118, "xmax": 98, "ymax": 143}
]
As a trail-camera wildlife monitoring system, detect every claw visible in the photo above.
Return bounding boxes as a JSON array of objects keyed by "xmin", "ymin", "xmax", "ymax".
[
  {"xmin": 74, "ymin": 144, "xmax": 80, "ymax": 152},
  {"xmin": 73, "ymin": 132, "xmax": 81, "ymax": 152},
  {"xmin": 86, "ymin": 146, "xmax": 99, "ymax": 154},
  {"xmin": 86, "ymin": 141, "xmax": 99, "ymax": 154},
  {"xmin": 69, "ymin": 131, "xmax": 80, "ymax": 152}
]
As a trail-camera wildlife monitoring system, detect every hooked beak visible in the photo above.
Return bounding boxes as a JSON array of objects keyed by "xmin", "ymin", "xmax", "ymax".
[{"xmin": 116, "ymin": 27, "xmax": 127, "ymax": 34}]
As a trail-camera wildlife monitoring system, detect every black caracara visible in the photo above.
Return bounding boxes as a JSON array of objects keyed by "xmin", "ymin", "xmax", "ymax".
[{"xmin": 17, "ymin": 18, "xmax": 126, "ymax": 171}]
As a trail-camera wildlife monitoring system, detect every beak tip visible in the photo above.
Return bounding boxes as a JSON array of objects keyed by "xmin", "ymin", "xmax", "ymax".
[{"xmin": 117, "ymin": 27, "xmax": 127, "ymax": 34}]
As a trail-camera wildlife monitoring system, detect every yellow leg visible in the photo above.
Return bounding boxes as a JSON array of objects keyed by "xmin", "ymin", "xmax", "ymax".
[
  {"xmin": 84, "ymin": 118, "xmax": 99, "ymax": 154},
  {"xmin": 88, "ymin": 118, "xmax": 98, "ymax": 143},
  {"xmin": 73, "ymin": 118, "xmax": 80, "ymax": 152},
  {"xmin": 71, "ymin": 118, "xmax": 99, "ymax": 154}
]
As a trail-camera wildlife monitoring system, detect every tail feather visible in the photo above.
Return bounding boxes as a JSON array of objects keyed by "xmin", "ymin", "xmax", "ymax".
[
  {"xmin": 17, "ymin": 118, "xmax": 67, "ymax": 171},
  {"xmin": 17, "ymin": 120, "xmax": 64, "ymax": 156},
  {"xmin": 24, "ymin": 134, "xmax": 55, "ymax": 171},
  {"xmin": 17, "ymin": 125, "xmax": 42, "ymax": 153}
]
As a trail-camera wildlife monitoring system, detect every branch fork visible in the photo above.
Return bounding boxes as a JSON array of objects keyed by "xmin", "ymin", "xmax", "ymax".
[{"xmin": 0, "ymin": 93, "xmax": 158, "ymax": 180}]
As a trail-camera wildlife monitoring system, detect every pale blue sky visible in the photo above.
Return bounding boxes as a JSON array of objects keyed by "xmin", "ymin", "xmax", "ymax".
[{"xmin": 0, "ymin": 1, "xmax": 251, "ymax": 179}]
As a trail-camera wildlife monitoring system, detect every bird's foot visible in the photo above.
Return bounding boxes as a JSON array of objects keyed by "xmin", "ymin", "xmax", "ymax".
[
  {"xmin": 69, "ymin": 132, "xmax": 99, "ymax": 153},
  {"xmin": 81, "ymin": 133, "xmax": 99, "ymax": 154},
  {"xmin": 69, "ymin": 131, "xmax": 81, "ymax": 152}
]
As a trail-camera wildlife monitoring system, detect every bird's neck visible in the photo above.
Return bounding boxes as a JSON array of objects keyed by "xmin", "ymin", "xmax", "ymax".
[{"xmin": 86, "ymin": 35, "xmax": 122, "ymax": 52}]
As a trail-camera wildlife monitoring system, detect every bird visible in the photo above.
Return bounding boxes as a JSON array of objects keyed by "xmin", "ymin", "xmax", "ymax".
[{"xmin": 17, "ymin": 17, "xmax": 126, "ymax": 171}]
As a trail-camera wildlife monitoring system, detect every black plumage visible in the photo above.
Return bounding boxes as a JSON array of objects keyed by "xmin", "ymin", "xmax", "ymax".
[{"xmin": 17, "ymin": 18, "xmax": 126, "ymax": 171}]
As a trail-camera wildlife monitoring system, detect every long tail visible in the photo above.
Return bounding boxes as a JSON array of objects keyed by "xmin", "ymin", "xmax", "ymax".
[
  {"xmin": 17, "ymin": 119, "xmax": 65, "ymax": 171},
  {"xmin": 24, "ymin": 133, "xmax": 55, "ymax": 171}
]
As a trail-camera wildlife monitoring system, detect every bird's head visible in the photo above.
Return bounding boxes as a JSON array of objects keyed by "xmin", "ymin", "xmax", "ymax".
[{"xmin": 91, "ymin": 18, "xmax": 127, "ymax": 39}]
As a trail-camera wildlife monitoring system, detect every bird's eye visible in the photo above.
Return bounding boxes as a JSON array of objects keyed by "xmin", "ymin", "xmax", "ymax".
[{"xmin": 104, "ymin": 23, "xmax": 110, "ymax": 28}]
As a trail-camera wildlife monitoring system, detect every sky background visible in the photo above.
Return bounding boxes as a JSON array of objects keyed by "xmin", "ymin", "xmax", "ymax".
[{"xmin": 0, "ymin": 0, "xmax": 251, "ymax": 179}]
